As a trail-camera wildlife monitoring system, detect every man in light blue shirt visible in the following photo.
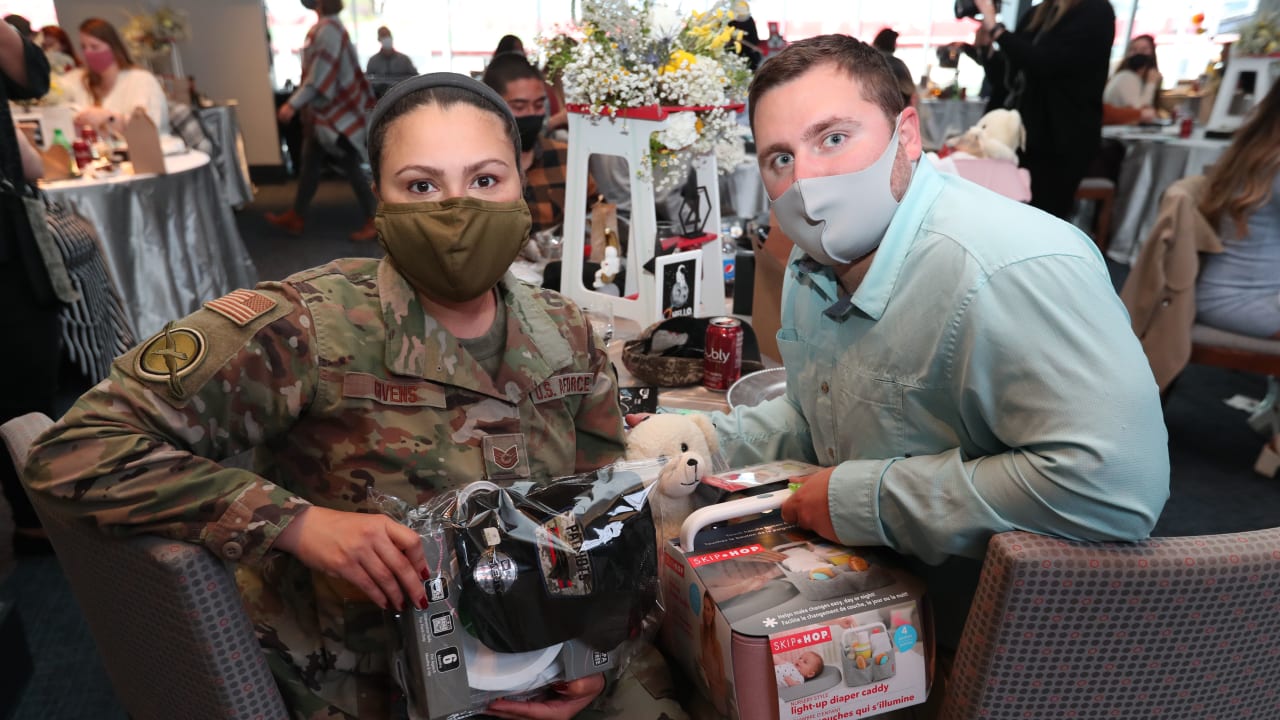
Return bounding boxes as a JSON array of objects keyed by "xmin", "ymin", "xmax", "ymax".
[{"xmin": 710, "ymin": 35, "xmax": 1169, "ymax": 623}]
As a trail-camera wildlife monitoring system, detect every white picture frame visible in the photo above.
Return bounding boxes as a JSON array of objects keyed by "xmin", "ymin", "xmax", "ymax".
[{"xmin": 655, "ymin": 250, "xmax": 703, "ymax": 321}]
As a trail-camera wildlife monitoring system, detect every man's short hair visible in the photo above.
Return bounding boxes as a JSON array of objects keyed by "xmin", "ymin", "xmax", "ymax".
[
  {"xmin": 377, "ymin": 26, "xmax": 391, "ymax": 39},
  {"xmin": 749, "ymin": 34, "xmax": 905, "ymax": 127},
  {"xmin": 482, "ymin": 52, "xmax": 543, "ymax": 97}
]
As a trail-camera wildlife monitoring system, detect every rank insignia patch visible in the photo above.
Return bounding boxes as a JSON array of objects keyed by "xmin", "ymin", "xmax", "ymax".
[{"xmin": 481, "ymin": 433, "xmax": 530, "ymax": 481}]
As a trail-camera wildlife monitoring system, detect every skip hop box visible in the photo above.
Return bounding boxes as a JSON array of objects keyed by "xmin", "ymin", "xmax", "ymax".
[{"xmin": 660, "ymin": 489, "xmax": 931, "ymax": 720}]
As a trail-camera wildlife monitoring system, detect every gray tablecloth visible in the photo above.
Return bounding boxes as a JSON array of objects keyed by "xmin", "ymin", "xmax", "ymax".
[
  {"xmin": 198, "ymin": 104, "xmax": 255, "ymax": 209},
  {"xmin": 918, "ymin": 99, "xmax": 986, "ymax": 151},
  {"xmin": 1105, "ymin": 128, "xmax": 1230, "ymax": 265},
  {"xmin": 42, "ymin": 151, "xmax": 258, "ymax": 339}
]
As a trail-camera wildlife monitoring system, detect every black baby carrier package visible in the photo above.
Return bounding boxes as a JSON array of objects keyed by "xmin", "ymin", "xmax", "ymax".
[{"xmin": 379, "ymin": 462, "xmax": 661, "ymax": 719}]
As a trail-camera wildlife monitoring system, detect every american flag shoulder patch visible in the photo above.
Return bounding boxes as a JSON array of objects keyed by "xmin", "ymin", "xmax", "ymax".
[{"xmin": 204, "ymin": 289, "xmax": 278, "ymax": 327}]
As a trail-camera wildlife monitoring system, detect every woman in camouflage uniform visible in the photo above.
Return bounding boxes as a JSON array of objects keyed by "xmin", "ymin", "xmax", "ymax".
[{"xmin": 26, "ymin": 74, "xmax": 626, "ymax": 719}]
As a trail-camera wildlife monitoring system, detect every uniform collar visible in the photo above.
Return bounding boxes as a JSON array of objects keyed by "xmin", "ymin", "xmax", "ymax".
[
  {"xmin": 378, "ymin": 260, "xmax": 573, "ymax": 404},
  {"xmin": 792, "ymin": 160, "xmax": 944, "ymax": 322}
]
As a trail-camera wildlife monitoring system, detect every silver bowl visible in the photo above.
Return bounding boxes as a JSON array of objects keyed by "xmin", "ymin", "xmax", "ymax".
[{"xmin": 727, "ymin": 367, "xmax": 787, "ymax": 409}]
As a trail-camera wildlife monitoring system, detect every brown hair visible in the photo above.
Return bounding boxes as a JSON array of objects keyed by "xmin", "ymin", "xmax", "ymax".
[
  {"xmin": 747, "ymin": 34, "xmax": 905, "ymax": 128},
  {"xmin": 1025, "ymin": 0, "xmax": 1082, "ymax": 33},
  {"xmin": 316, "ymin": 0, "xmax": 345, "ymax": 14},
  {"xmin": 482, "ymin": 51, "xmax": 543, "ymax": 97},
  {"xmin": 1200, "ymin": 81, "xmax": 1280, "ymax": 237},
  {"xmin": 40, "ymin": 25, "xmax": 81, "ymax": 67},
  {"xmin": 79, "ymin": 18, "xmax": 135, "ymax": 104}
]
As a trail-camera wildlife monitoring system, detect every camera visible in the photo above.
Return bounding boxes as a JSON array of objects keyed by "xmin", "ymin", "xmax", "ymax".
[{"xmin": 955, "ymin": 0, "xmax": 1000, "ymax": 19}]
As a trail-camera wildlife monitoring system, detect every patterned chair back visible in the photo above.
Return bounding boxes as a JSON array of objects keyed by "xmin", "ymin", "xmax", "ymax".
[
  {"xmin": 1, "ymin": 413, "xmax": 288, "ymax": 720},
  {"xmin": 942, "ymin": 529, "xmax": 1280, "ymax": 719}
]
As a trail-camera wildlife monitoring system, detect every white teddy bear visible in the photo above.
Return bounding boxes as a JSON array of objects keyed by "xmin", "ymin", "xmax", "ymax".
[
  {"xmin": 945, "ymin": 108, "xmax": 1026, "ymax": 163},
  {"xmin": 624, "ymin": 413, "xmax": 720, "ymax": 552}
]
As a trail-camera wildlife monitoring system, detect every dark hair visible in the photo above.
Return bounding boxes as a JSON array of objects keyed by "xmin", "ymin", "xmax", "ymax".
[
  {"xmin": 1129, "ymin": 33, "xmax": 1159, "ymax": 67},
  {"xmin": 79, "ymin": 18, "xmax": 137, "ymax": 103},
  {"xmin": 40, "ymin": 25, "xmax": 81, "ymax": 66},
  {"xmin": 872, "ymin": 28, "xmax": 898, "ymax": 54},
  {"xmin": 1201, "ymin": 80, "xmax": 1280, "ymax": 237},
  {"xmin": 495, "ymin": 34, "xmax": 524, "ymax": 55},
  {"xmin": 368, "ymin": 85, "xmax": 521, "ymax": 185},
  {"xmin": 1120, "ymin": 53, "xmax": 1154, "ymax": 74},
  {"xmin": 482, "ymin": 52, "xmax": 543, "ymax": 97},
  {"xmin": 4, "ymin": 14, "xmax": 32, "ymax": 38},
  {"xmin": 316, "ymin": 0, "xmax": 344, "ymax": 14},
  {"xmin": 748, "ymin": 34, "xmax": 905, "ymax": 127},
  {"xmin": 886, "ymin": 55, "xmax": 915, "ymax": 108}
]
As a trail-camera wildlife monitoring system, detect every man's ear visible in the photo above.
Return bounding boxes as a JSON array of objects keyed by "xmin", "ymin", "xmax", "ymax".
[{"xmin": 898, "ymin": 106, "xmax": 923, "ymax": 162}]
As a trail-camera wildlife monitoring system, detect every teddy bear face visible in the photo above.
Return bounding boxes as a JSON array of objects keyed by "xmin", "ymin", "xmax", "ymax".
[{"xmin": 624, "ymin": 413, "xmax": 720, "ymax": 498}]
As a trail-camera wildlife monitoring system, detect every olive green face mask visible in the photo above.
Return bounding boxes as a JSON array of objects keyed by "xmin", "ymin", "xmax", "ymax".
[{"xmin": 375, "ymin": 197, "xmax": 532, "ymax": 303}]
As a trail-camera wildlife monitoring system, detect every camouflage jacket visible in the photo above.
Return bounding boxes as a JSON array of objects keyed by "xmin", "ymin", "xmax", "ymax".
[{"xmin": 25, "ymin": 258, "xmax": 625, "ymax": 717}]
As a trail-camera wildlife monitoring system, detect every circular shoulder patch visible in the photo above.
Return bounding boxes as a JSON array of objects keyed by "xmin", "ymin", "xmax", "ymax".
[{"xmin": 135, "ymin": 327, "xmax": 208, "ymax": 382}]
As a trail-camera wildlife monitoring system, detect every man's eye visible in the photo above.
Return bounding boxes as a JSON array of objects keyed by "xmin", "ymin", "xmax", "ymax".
[
  {"xmin": 771, "ymin": 153, "xmax": 794, "ymax": 170},
  {"xmin": 822, "ymin": 133, "xmax": 847, "ymax": 148}
]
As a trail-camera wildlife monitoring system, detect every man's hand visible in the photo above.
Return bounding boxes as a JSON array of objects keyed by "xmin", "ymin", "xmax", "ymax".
[
  {"xmin": 974, "ymin": 0, "xmax": 998, "ymax": 30},
  {"xmin": 485, "ymin": 674, "xmax": 606, "ymax": 720},
  {"xmin": 277, "ymin": 102, "xmax": 296, "ymax": 125},
  {"xmin": 1139, "ymin": 106, "xmax": 1157, "ymax": 123},
  {"xmin": 781, "ymin": 467, "xmax": 839, "ymax": 542},
  {"xmin": 274, "ymin": 506, "xmax": 429, "ymax": 611}
]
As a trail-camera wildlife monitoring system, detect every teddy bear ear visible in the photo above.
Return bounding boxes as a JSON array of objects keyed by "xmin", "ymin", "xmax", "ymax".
[{"xmin": 690, "ymin": 413, "xmax": 720, "ymax": 453}]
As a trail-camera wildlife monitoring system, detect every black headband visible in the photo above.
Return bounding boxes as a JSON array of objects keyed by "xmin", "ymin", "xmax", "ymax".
[{"xmin": 366, "ymin": 72, "xmax": 521, "ymax": 163}]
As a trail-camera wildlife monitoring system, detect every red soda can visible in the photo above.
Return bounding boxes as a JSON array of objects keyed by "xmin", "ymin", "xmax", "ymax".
[
  {"xmin": 1180, "ymin": 116, "xmax": 1194, "ymax": 139},
  {"xmin": 703, "ymin": 317, "xmax": 743, "ymax": 391},
  {"xmin": 79, "ymin": 124, "xmax": 99, "ymax": 145},
  {"xmin": 72, "ymin": 140, "xmax": 93, "ymax": 170}
]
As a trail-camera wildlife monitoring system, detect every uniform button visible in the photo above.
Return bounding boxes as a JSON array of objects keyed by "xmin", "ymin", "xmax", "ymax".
[
  {"xmin": 821, "ymin": 382, "xmax": 830, "ymax": 394},
  {"xmin": 222, "ymin": 541, "xmax": 244, "ymax": 560}
]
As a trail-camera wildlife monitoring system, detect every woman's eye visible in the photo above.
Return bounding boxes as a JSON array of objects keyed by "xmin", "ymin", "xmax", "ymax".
[
  {"xmin": 822, "ymin": 133, "xmax": 847, "ymax": 148},
  {"xmin": 409, "ymin": 180, "xmax": 436, "ymax": 194},
  {"xmin": 471, "ymin": 175, "xmax": 498, "ymax": 189}
]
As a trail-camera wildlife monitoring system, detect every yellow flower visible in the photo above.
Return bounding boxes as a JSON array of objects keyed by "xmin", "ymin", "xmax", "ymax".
[{"xmin": 662, "ymin": 49, "xmax": 697, "ymax": 74}]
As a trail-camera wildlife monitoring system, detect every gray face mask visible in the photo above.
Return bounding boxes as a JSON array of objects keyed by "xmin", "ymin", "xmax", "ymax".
[{"xmin": 770, "ymin": 116, "xmax": 908, "ymax": 266}]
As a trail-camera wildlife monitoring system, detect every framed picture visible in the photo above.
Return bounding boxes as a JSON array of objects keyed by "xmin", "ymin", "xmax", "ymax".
[{"xmin": 655, "ymin": 250, "xmax": 702, "ymax": 320}]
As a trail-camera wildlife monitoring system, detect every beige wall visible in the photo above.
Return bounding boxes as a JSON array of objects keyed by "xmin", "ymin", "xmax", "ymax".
[{"xmin": 53, "ymin": 0, "xmax": 281, "ymax": 166}]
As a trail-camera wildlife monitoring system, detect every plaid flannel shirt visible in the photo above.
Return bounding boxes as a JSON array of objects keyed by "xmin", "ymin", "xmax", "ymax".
[{"xmin": 524, "ymin": 137, "xmax": 597, "ymax": 235}]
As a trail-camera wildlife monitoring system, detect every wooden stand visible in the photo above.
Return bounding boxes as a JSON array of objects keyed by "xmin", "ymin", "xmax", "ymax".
[{"xmin": 561, "ymin": 105, "xmax": 738, "ymax": 328}]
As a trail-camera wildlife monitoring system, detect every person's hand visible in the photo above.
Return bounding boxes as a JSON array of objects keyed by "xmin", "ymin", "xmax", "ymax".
[
  {"xmin": 1138, "ymin": 106, "xmax": 1157, "ymax": 123},
  {"xmin": 277, "ymin": 102, "xmax": 296, "ymax": 125},
  {"xmin": 485, "ymin": 674, "xmax": 606, "ymax": 720},
  {"xmin": 780, "ymin": 467, "xmax": 839, "ymax": 542},
  {"xmin": 74, "ymin": 106, "xmax": 116, "ymax": 130},
  {"xmin": 746, "ymin": 548, "xmax": 788, "ymax": 563},
  {"xmin": 274, "ymin": 505, "xmax": 429, "ymax": 611},
  {"xmin": 974, "ymin": 24, "xmax": 993, "ymax": 47}
]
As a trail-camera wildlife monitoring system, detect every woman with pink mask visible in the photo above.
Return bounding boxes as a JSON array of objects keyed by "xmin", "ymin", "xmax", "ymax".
[{"xmin": 62, "ymin": 18, "xmax": 170, "ymax": 135}]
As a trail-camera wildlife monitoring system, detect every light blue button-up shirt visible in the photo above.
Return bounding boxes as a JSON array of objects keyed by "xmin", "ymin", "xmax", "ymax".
[{"xmin": 713, "ymin": 161, "xmax": 1169, "ymax": 565}]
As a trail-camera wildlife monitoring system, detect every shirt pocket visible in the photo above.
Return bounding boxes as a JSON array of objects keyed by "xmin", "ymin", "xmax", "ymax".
[{"xmin": 834, "ymin": 373, "xmax": 905, "ymax": 461}]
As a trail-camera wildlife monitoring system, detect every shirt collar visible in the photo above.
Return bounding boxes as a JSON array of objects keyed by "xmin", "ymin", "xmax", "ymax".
[{"xmin": 789, "ymin": 160, "xmax": 944, "ymax": 322}]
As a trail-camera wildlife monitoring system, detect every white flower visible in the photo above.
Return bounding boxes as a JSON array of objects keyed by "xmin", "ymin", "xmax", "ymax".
[
  {"xmin": 657, "ymin": 112, "xmax": 699, "ymax": 150},
  {"xmin": 649, "ymin": 3, "xmax": 685, "ymax": 40}
]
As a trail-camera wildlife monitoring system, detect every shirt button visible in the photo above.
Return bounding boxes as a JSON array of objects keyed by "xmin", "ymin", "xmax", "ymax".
[
  {"xmin": 222, "ymin": 541, "xmax": 244, "ymax": 560},
  {"xmin": 820, "ymin": 382, "xmax": 830, "ymax": 394},
  {"xmin": 827, "ymin": 447, "xmax": 835, "ymax": 459}
]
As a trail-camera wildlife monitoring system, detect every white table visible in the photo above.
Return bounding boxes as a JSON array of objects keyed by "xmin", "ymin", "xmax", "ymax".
[
  {"xmin": 1103, "ymin": 126, "xmax": 1230, "ymax": 265},
  {"xmin": 918, "ymin": 99, "xmax": 986, "ymax": 151},
  {"xmin": 41, "ymin": 151, "xmax": 258, "ymax": 338}
]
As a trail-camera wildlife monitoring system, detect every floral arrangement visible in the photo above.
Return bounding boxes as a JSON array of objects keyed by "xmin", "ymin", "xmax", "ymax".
[
  {"xmin": 1236, "ymin": 13, "xmax": 1280, "ymax": 56},
  {"xmin": 121, "ymin": 6, "xmax": 190, "ymax": 61},
  {"xmin": 544, "ymin": 0, "xmax": 752, "ymax": 193}
]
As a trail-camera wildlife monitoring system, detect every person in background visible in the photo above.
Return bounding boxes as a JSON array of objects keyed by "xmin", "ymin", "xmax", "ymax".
[
  {"xmin": 494, "ymin": 33, "xmax": 524, "ymax": 57},
  {"xmin": 1123, "ymin": 33, "xmax": 1162, "ymax": 109},
  {"xmin": 0, "ymin": 14, "xmax": 56, "ymax": 556},
  {"xmin": 872, "ymin": 27, "xmax": 898, "ymax": 55},
  {"xmin": 266, "ymin": 0, "xmax": 378, "ymax": 242},
  {"xmin": 961, "ymin": 24, "xmax": 1008, "ymax": 114},
  {"xmin": 38, "ymin": 25, "xmax": 80, "ymax": 74},
  {"xmin": 975, "ymin": 0, "xmax": 1114, "ymax": 219},
  {"xmin": 886, "ymin": 54, "xmax": 918, "ymax": 110},
  {"xmin": 26, "ymin": 72, "xmax": 627, "ymax": 719},
  {"xmin": 728, "ymin": 0, "xmax": 762, "ymax": 71},
  {"xmin": 1103, "ymin": 53, "xmax": 1158, "ymax": 110},
  {"xmin": 61, "ymin": 18, "xmax": 170, "ymax": 135},
  {"xmin": 365, "ymin": 26, "xmax": 416, "ymax": 78},
  {"xmin": 1196, "ymin": 81, "xmax": 1280, "ymax": 340},
  {"xmin": 678, "ymin": 33, "xmax": 1167, "ymax": 665},
  {"xmin": 482, "ymin": 52, "xmax": 596, "ymax": 235}
]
